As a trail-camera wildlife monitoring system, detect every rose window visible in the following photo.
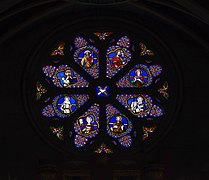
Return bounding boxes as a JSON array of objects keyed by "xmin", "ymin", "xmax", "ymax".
[{"xmin": 24, "ymin": 26, "xmax": 181, "ymax": 156}]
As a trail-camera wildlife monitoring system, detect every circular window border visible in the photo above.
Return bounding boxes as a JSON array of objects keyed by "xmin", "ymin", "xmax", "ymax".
[{"xmin": 22, "ymin": 13, "xmax": 183, "ymax": 159}]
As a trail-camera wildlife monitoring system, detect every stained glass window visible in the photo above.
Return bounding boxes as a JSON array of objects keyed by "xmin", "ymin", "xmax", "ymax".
[{"xmin": 24, "ymin": 26, "xmax": 181, "ymax": 156}]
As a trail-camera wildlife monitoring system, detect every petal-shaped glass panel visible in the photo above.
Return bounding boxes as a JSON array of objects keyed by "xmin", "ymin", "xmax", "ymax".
[
  {"xmin": 42, "ymin": 94, "xmax": 89, "ymax": 118},
  {"xmin": 106, "ymin": 36, "xmax": 131, "ymax": 78},
  {"xmin": 74, "ymin": 36, "xmax": 99, "ymax": 78},
  {"xmin": 74, "ymin": 104, "xmax": 100, "ymax": 148},
  {"xmin": 43, "ymin": 65, "xmax": 89, "ymax": 88},
  {"xmin": 116, "ymin": 94, "xmax": 163, "ymax": 118},
  {"xmin": 106, "ymin": 104, "xmax": 132, "ymax": 147},
  {"xmin": 116, "ymin": 64, "xmax": 162, "ymax": 88}
]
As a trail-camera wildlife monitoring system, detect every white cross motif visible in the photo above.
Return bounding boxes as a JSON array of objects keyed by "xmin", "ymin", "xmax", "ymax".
[{"xmin": 97, "ymin": 86, "xmax": 108, "ymax": 96}]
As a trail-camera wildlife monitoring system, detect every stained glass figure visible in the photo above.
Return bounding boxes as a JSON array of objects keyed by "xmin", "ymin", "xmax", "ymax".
[
  {"xmin": 96, "ymin": 85, "xmax": 110, "ymax": 97},
  {"xmin": 43, "ymin": 65, "xmax": 89, "ymax": 88},
  {"xmin": 106, "ymin": 36, "xmax": 131, "ymax": 78},
  {"xmin": 74, "ymin": 104, "xmax": 99, "ymax": 148},
  {"xmin": 139, "ymin": 43, "xmax": 154, "ymax": 56},
  {"xmin": 142, "ymin": 126, "xmax": 156, "ymax": 141},
  {"xmin": 106, "ymin": 104, "xmax": 132, "ymax": 147},
  {"xmin": 42, "ymin": 94, "xmax": 89, "ymax": 118},
  {"xmin": 94, "ymin": 32, "xmax": 112, "ymax": 41},
  {"xmin": 51, "ymin": 43, "xmax": 65, "ymax": 56},
  {"xmin": 158, "ymin": 81, "xmax": 169, "ymax": 99},
  {"xmin": 36, "ymin": 81, "xmax": 47, "ymax": 100},
  {"xmin": 116, "ymin": 64, "xmax": 162, "ymax": 88},
  {"xmin": 116, "ymin": 94, "xmax": 163, "ymax": 118},
  {"xmin": 54, "ymin": 95, "xmax": 77, "ymax": 117},
  {"xmin": 50, "ymin": 126, "xmax": 64, "ymax": 140},
  {"xmin": 95, "ymin": 143, "xmax": 113, "ymax": 154},
  {"xmin": 74, "ymin": 36, "xmax": 99, "ymax": 78}
]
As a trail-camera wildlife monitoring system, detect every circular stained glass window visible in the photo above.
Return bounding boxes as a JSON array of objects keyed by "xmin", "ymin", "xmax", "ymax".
[{"xmin": 23, "ymin": 18, "xmax": 182, "ymax": 157}]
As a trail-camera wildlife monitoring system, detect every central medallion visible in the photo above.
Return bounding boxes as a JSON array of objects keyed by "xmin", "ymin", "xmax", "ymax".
[{"xmin": 96, "ymin": 85, "xmax": 110, "ymax": 97}]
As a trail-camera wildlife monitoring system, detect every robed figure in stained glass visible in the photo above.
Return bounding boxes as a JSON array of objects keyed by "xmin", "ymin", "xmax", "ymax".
[
  {"xmin": 81, "ymin": 50, "xmax": 94, "ymax": 68},
  {"xmin": 129, "ymin": 96, "xmax": 148, "ymax": 114},
  {"xmin": 110, "ymin": 115, "xmax": 125, "ymax": 133},
  {"xmin": 59, "ymin": 96, "xmax": 76, "ymax": 114},
  {"xmin": 61, "ymin": 69, "xmax": 77, "ymax": 87},
  {"xmin": 78, "ymin": 114, "xmax": 98, "ymax": 135},
  {"xmin": 130, "ymin": 68, "xmax": 147, "ymax": 87},
  {"xmin": 111, "ymin": 49, "xmax": 125, "ymax": 69}
]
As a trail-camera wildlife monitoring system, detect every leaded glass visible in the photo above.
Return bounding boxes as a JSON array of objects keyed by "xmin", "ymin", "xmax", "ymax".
[{"xmin": 24, "ymin": 27, "xmax": 181, "ymax": 156}]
